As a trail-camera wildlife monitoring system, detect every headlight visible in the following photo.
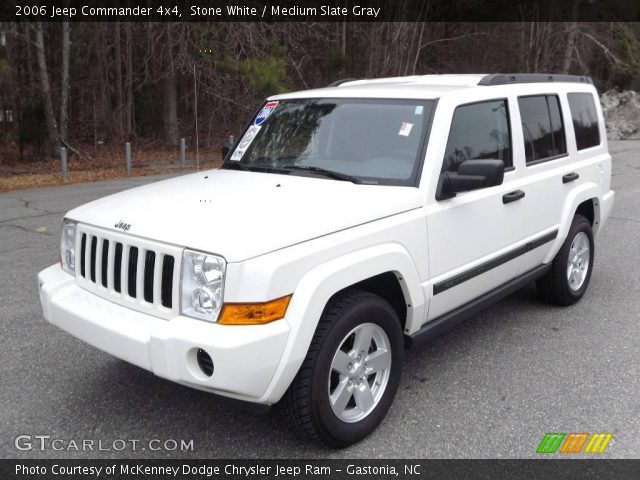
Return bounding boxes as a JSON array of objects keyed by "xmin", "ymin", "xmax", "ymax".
[
  {"xmin": 60, "ymin": 219, "xmax": 77, "ymax": 275},
  {"xmin": 180, "ymin": 249, "xmax": 226, "ymax": 322}
]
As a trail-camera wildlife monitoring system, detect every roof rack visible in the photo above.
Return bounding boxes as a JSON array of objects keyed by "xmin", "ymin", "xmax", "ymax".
[
  {"xmin": 478, "ymin": 74, "xmax": 593, "ymax": 86},
  {"xmin": 327, "ymin": 78, "xmax": 358, "ymax": 87}
]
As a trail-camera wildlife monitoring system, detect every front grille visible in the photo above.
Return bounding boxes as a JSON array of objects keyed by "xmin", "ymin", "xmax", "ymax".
[
  {"xmin": 161, "ymin": 256, "xmax": 174, "ymax": 308},
  {"xmin": 101, "ymin": 239, "xmax": 109, "ymax": 287},
  {"xmin": 143, "ymin": 250, "xmax": 155, "ymax": 303},
  {"xmin": 128, "ymin": 246, "xmax": 138, "ymax": 297},
  {"xmin": 90, "ymin": 236, "xmax": 97, "ymax": 282},
  {"xmin": 114, "ymin": 242, "xmax": 123, "ymax": 293},
  {"xmin": 76, "ymin": 225, "xmax": 181, "ymax": 319}
]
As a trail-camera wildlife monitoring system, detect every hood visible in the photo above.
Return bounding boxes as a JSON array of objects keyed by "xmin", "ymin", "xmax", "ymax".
[{"xmin": 67, "ymin": 169, "xmax": 423, "ymax": 262}]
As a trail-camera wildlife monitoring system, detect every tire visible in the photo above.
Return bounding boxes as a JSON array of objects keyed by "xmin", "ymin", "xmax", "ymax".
[
  {"xmin": 279, "ymin": 290, "xmax": 404, "ymax": 447},
  {"xmin": 537, "ymin": 214, "xmax": 594, "ymax": 306}
]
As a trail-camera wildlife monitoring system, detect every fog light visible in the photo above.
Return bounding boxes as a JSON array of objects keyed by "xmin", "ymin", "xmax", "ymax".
[{"xmin": 196, "ymin": 349, "xmax": 214, "ymax": 377}]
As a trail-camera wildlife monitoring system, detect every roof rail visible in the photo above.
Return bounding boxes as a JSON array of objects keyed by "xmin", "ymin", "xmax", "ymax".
[
  {"xmin": 327, "ymin": 78, "xmax": 358, "ymax": 87},
  {"xmin": 478, "ymin": 73, "xmax": 593, "ymax": 86}
]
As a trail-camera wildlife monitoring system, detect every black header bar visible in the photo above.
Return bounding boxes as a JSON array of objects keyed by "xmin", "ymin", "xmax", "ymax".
[{"xmin": 2, "ymin": 0, "xmax": 639, "ymax": 23}]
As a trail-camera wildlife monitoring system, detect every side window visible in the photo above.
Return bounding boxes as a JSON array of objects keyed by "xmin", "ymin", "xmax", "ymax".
[
  {"xmin": 518, "ymin": 95, "xmax": 567, "ymax": 164},
  {"xmin": 442, "ymin": 100, "xmax": 512, "ymax": 173},
  {"xmin": 568, "ymin": 92, "xmax": 601, "ymax": 150}
]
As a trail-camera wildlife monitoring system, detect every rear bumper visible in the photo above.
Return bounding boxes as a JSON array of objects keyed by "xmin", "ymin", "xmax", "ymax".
[{"xmin": 38, "ymin": 264, "xmax": 290, "ymax": 404}]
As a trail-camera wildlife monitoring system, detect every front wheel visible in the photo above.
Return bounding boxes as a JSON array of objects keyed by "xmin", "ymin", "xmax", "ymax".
[{"xmin": 279, "ymin": 290, "xmax": 403, "ymax": 447}]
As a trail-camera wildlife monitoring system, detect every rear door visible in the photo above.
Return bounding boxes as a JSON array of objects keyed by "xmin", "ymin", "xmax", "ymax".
[
  {"xmin": 515, "ymin": 93, "xmax": 569, "ymax": 271},
  {"xmin": 516, "ymin": 89, "xmax": 607, "ymax": 271}
]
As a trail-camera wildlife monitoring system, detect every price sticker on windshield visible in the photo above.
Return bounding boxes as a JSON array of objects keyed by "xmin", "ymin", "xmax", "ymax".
[
  {"xmin": 398, "ymin": 122, "xmax": 414, "ymax": 137},
  {"xmin": 230, "ymin": 126, "xmax": 261, "ymax": 161}
]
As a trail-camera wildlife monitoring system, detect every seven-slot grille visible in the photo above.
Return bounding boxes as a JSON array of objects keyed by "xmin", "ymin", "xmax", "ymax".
[{"xmin": 75, "ymin": 224, "xmax": 181, "ymax": 319}]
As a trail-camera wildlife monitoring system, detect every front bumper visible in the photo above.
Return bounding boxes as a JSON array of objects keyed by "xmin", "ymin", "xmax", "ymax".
[{"xmin": 38, "ymin": 264, "xmax": 290, "ymax": 404}]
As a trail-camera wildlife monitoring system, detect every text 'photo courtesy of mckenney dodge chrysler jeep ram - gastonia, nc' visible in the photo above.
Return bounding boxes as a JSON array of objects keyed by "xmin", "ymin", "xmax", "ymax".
[{"xmin": 38, "ymin": 73, "xmax": 614, "ymax": 447}]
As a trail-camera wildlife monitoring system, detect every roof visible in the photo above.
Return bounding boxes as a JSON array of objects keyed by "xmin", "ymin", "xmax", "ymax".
[{"xmin": 271, "ymin": 74, "xmax": 594, "ymax": 101}]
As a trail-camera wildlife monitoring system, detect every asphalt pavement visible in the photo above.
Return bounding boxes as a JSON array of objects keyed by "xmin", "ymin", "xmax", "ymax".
[{"xmin": 1, "ymin": 141, "xmax": 638, "ymax": 459}]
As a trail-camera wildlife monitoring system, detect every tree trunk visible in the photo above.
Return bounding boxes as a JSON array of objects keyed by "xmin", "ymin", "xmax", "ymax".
[
  {"xmin": 561, "ymin": 1, "xmax": 581, "ymax": 74},
  {"xmin": 340, "ymin": 13, "xmax": 346, "ymax": 57},
  {"xmin": 114, "ymin": 22, "xmax": 124, "ymax": 136},
  {"xmin": 124, "ymin": 22, "xmax": 134, "ymax": 137},
  {"xmin": 561, "ymin": 23, "xmax": 579, "ymax": 74},
  {"xmin": 98, "ymin": 24, "xmax": 113, "ymax": 132},
  {"xmin": 34, "ymin": 22, "xmax": 59, "ymax": 156},
  {"xmin": 412, "ymin": 23, "xmax": 426, "ymax": 74},
  {"xmin": 163, "ymin": 24, "xmax": 178, "ymax": 146},
  {"xmin": 60, "ymin": 21, "xmax": 70, "ymax": 144}
]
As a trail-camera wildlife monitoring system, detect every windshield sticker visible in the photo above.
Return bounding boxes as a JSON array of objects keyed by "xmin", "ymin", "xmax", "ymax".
[
  {"xmin": 254, "ymin": 101, "xmax": 279, "ymax": 125},
  {"xmin": 398, "ymin": 122, "xmax": 414, "ymax": 137},
  {"xmin": 230, "ymin": 125, "xmax": 261, "ymax": 161},
  {"xmin": 414, "ymin": 105, "xmax": 424, "ymax": 115}
]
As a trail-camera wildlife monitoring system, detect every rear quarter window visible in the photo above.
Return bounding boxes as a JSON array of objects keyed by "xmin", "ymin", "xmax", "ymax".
[{"xmin": 568, "ymin": 92, "xmax": 601, "ymax": 150}]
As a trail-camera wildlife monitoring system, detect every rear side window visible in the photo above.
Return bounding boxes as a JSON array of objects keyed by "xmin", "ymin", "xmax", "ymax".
[
  {"xmin": 518, "ymin": 95, "xmax": 567, "ymax": 164},
  {"xmin": 568, "ymin": 93, "xmax": 601, "ymax": 150},
  {"xmin": 442, "ymin": 99, "xmax": 512, "ymax": 173}
]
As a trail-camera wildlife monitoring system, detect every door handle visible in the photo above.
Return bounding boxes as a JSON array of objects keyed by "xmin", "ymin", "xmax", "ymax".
[
  {"xmin": 563, "ymin": 172, "xmax": 580, "ymax": 183},
  {"xmin": 502, "ymin": 190, "xmax": 525, "ymax": 204}
]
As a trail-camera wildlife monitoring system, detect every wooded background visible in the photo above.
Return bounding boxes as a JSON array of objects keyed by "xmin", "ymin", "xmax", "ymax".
[{"xmin": 1, "ymin": 22, "xmax": 639, "ymax": 163}]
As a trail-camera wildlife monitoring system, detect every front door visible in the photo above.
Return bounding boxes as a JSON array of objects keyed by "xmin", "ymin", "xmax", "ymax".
[{"xmin": 426, "ymin": 98, "xmax": 528, "ymax": 320}]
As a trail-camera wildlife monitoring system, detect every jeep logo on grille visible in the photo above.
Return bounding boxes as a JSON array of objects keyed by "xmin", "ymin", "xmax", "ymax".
[{"xmin": 114, "ymin": 221, "xmax": 131, "ymax": 232}]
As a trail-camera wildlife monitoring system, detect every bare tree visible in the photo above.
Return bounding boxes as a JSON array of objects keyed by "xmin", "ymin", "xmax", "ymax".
[
  {"xmin": 124, "ymin": 22, "xmax": 133, "ymax": 137},
  {"xmin": 114, "ymin": 22, "xmax": 124, "ymax": 136},
  {"xmin": 60, "ymin": 21, "xmax": 70, "ymax": 144},
  {"xmin": 163, "ymin": 23, "xmax": 179, "ymax": 145},
  {"xmin": 561, "ymin": 1, "xmax": 581, "ymax": 74},
  {"xmin": 33, "ymin": 22, "xmax": 59, "ymax": 155}
]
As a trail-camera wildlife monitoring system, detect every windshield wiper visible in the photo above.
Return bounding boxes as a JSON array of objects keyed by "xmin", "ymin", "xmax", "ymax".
[
  {"xmin": 222, "ymin": 161, "xmax": 250, "ymax": 171},
  {"xmin": 222, "ymin": 162, "xmax": 291, "ymax": 175},
  {"xmin": 283, "ymin": 165, "xmax": 361, "ymax": 184}
]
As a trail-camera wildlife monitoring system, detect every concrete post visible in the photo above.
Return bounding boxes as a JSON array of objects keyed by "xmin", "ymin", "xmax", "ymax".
[
  {"xmin": 125, "ymin": 142, "xmax": 132, "ymax": 175},
  {"xmin": 60, "ymin": 146, "xmax": 68, "ymax": 183},
  {"xmin": 180, "ymin": 138, "xmax": 186, "ymax": 168}
]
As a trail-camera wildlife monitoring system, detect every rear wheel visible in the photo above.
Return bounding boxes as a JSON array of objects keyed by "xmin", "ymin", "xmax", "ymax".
[
  {"xmin": 279, "ymin": 290, "xmax": 403, "ymax": 447},
  {"xmin": 537, "ymin": 214, "xmax": 594, "ymax": 306}
]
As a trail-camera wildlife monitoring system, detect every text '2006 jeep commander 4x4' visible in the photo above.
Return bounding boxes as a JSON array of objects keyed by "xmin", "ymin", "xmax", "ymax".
[{"xmin": 39, "ymin": 74, "xmax": 614, "ymax": 447}]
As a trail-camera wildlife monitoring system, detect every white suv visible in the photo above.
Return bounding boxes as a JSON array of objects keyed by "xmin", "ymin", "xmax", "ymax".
[{"xmin": 39, "ymin": 74, "xmax": 614, "ymax": 447}]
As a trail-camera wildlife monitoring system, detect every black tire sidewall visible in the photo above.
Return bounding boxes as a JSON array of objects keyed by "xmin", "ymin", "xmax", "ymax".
[
  {"xmin": 309, "ymin": 296, "xmax": 404, "ymax": 447},
  {"xmin": 558, "ymin": 216, "xmax": 595, "ymax": 301}
]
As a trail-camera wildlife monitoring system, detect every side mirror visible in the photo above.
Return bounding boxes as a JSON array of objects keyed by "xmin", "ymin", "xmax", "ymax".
[{"xmin": 437, "ymin": 159, "xmax": 505, "ymax": 200}]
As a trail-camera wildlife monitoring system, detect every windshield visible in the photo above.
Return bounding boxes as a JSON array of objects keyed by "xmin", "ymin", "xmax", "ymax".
[{"xmin": 222, "ymin": 98, "xmax": 434, "ymax": 186}]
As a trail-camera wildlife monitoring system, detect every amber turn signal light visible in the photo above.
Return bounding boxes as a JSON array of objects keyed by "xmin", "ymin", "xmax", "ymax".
[{"xmin": 218, "ymin": 295, "xmax": 292, "ymax": 325}]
